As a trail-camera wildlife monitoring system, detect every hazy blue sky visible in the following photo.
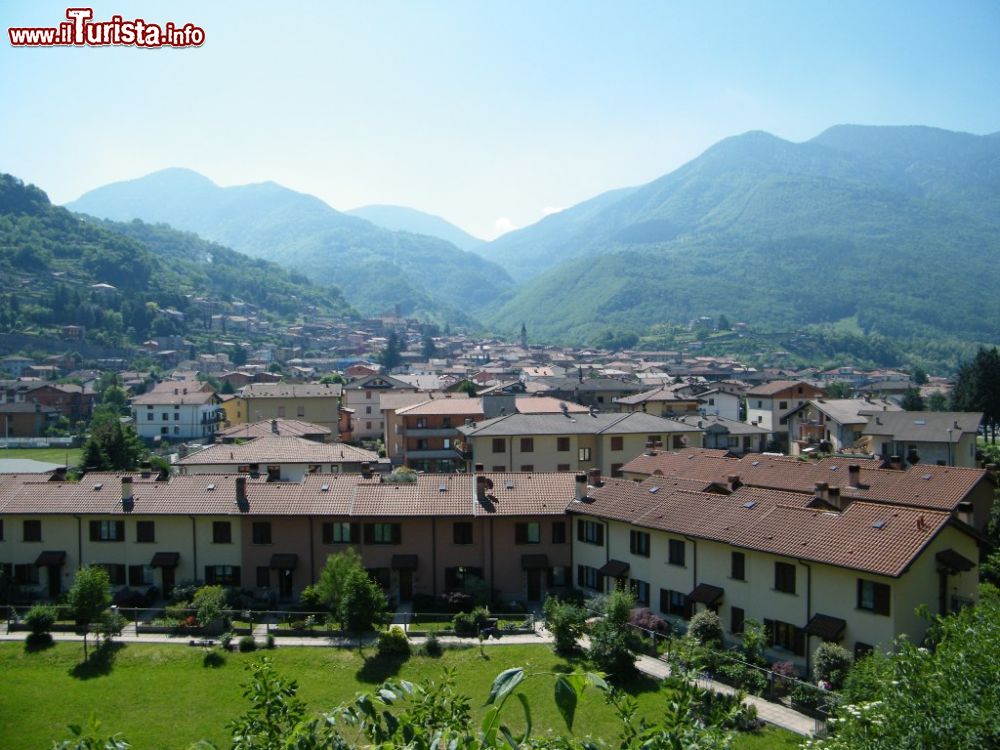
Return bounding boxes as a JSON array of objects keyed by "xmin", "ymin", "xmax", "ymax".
[{"xmin": 2, "ymin": 1, "xmax": 998, "ymax": 239}]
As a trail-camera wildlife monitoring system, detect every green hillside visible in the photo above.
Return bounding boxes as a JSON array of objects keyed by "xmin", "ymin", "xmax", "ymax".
[
  {"xmin": 0, "ymin": 173, "xmax": 355, "ymax": 350},
  {"xmin": 484, "ymin": 126, "xmax": 1000, "ymax": 363},
  {"xmin": 68, "ymin": 169, "xmax": 514, "ymax": 322}
]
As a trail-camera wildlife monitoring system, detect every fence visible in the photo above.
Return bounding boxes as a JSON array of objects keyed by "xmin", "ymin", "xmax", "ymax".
[{"xmin": 0, "ymin": 437, "xmax": 76, "ymax": 448}]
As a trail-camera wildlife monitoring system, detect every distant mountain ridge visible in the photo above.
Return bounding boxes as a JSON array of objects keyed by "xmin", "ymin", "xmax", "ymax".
[
  {"xmin": 346, "ymin": 204, "xmax": 483, "ymax": 251},
  {"xmin": 67, "ymin": 169, "xmax": 513, "ymax": 323}
]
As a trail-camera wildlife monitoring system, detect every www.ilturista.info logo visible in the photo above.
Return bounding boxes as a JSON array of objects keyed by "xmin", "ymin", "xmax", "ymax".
[{"xmin": 8, "ymin": 7, "xmax": 205, "ymax": 48}]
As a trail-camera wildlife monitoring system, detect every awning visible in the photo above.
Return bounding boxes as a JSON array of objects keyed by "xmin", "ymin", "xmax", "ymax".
[
  {"xmin": 804, "ymin": 614, "xmax": 847, "ymax": 642},
  {"xmin": 150, "ymin": 552, "xmax": 180, "ymax": 567},
  {"xmin": 936, "ymin": 548, "xmax": 975, "ymax": 573},
  {"xmin": 521, "ymin": 554, "xmax": 549, "ymax": 570},
  {"xmin": 391, "ymin": 554, "xmax": 418, "ymax": 570},
  {"xmin": 34, "ymin": 550, "xmax": 66, "ymax": 566},
  {"xmin": 269, "ymin": 553, "xmax": 299, "ymax": 570},
  {"xmin": 687, "ymin": 583, "xmax": 724, "ymax": 606},
  {"xmin": 597, "ymin": 559, "xmax": 630, "ymax": 578}
]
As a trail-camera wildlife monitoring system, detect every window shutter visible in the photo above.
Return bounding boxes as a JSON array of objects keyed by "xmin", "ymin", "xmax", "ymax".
[
  {"xmin": 231, "ymin": 566, "xmax": 241, "ymax": 587},
  {"xmin": 515, "ymin": 524, "xmax": 527, "ymax": 544},
  {"xmin": 350, "ymin": 523, "xmax": 360, "ymax": 544},
  {"xmin": 363, "ymin": 524, "xmax": 374, "ymax": 545},
  {"xmin": 115, "ymin": 521, "xmax": 125, "ymax": 541},
  {"xmin": 596, "ymin": 524, "xmax": 604, "ymax": 546},
  {"xmin": 205, "ymin": 566, "xmax": 216, "ymax": 584},
  {"xmin": 856, "ymin": 579, "xmax": 863, "ymax": 608},
  {"xmin": 577, "ymin": 565, "xmax": 585, "ymax": 587},
  {"xmin": 875, "ymin": 583, "xmax": 890, "ymax": 615},
  {"xmin": 577, "ymin": 520, "xmax": 584, "ymax": 541},
  {"xmin": 129, "ymin": 565, "xmax": 144, "ymax": 586},
  {"xmin": 391, "ymin": 524, "xmax": 402, "ymax": 545},
  {"xmin": 89, "ymin": 520, "xmax": 100, "ymax": 541},
  {"xmin": 321, "ymin": 523, "xmax": 332, "ymax": 545}
]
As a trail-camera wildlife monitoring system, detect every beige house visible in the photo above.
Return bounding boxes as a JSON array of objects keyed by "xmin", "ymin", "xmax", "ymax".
[
  {"xmin": 786, "ymin": 397, "xmax": 901, "ymax": 456},
  {"xmin": 175, "ymin": 435, "xmax": 378, "ymax": 480},
  {"xmin": 570, "ymin": 474, "xmax": 981, "ymax": 673},
  {"xmin": 458, "ymin": 412, "xmax": 703, "ymax": 478},
  {"xmin": 862, "ymin": 411, "xmax": 982, "ymax": 468},
  {"xmin": 239, "ymin": 383, "xmax": 344, "ymax": 433},
  {"xmin": 342, "ymin": 374, "xmax": 418, "ymax": 442},
  {"xmin": 744, "ymin": 380, "xmax": 826, "ymax": 449}
]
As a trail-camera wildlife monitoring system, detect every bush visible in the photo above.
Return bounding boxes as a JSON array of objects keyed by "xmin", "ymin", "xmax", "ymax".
[
  {"xmin": 420, "ymin": 633, "xmax": 443, "ymax": 657},
  {"xmin": 220, "ymin": 632, "xmax": 234, "ymax": 650},
  {"xmin": 741, "ymin": 618, "xmax": 767, "ymax": 666},
  {"xmin": 165, "ymin": 602, "xmax": 193, "ymax": 621},
  {"xmin": 170, "ymin": 582, "xmax": 198, "ymax": 604},
  {"xmin": 265, "ymin": 634, "xmax": 275, "ymax": 649},
  {"xmin": 99, "ymin": 609, "xmax": 127, "ymax": 641},
  {"xmin": 377, "ymin": 627, "xmax": 411, "ymax": 658},
  {"xmin": 771, "ymin": 660, "xmax": 799, "ymax": 696},
  {"xmin": 24, "ymin": 604, "xmax": 57, "ymax": 636},
  {"xmin": 238, "ymin": 636, "xmax": 257, "ymax": 652},
  {"xmin": 813, "ymin": 641, "xmax": 852, "ymax": 689},
  {"xmin": 298, "ymin": 584, "xmax": 322, "ymax": 610},
  {"xmin": 452, "ymin": 606, "xmax": 490, "ymax": 637},
  {"xmin": 630, "ymin": 607, "xmax": 671, "ymax": 635},
  {"xmin": 193, "ymin": 585, "xmax": 227, "ymax": 628},
  {"xmin": 584, "ymin": 593, "xmax": 609, "ymax": 615},
  {"xmin": 411, "ymin": 593, "xmax": 436, "ymax": 613},
  {"xmin": 790, "ymin": 682, "xmax": 824, "ymax": 710},
  {"xmin": 439, "ymin": 591, "xmax": 473, "ymax": 613},
  {"xmin": 715, "ymin": 660, "xmax": 767, "ymax": 695},
  {"xmin": 543, "ymin": 597, "xmax": 588, "ymax": 655},
  {"xmin": 588, "ymin": 588, "xmax": 640, "ymax": 678},
  {"xmin": 687, "ymin": 610, "xmax": 724, "ymax": 648}
]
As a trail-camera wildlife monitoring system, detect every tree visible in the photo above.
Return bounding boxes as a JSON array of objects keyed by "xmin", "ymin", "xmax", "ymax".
[
  {"xmin": 901, "ymin": 387, "xmax": 925, "ymax": 411},
  {"xmin": 421, "ymin": 332, "xmax": 437, "ymax": 359},
  {"xmin": 67, "ymin": 565, "xmax": 111, "ymax": 661},
  {"xmin": 520, "ymin": 322, "xmax": 528, "ymax": 348},
  {"xmin": 912, "ymin": 366, "xmax": 928, "ymax": 386},
  {"xmin": 717, "ymin": 314, "xmax": 731, "ymax": 331},
  {"xmin": 232, "ymin": 346, "xmax": 248, "ymax": 367},
  {"xmin": 319, "ymin": 373, "xmax": 344, "ymax": 385},
  {"xmin": 455, "ymin": 380, "xmax": 478, "ymax": 397},
  {"xmin": 825, "ymin": 381, "xmax": 854, "ymax": 399},
  {"xmin": 80, "ymin": 407, "xmax": 145, "ymax": 472},
  {"xmin": 543, "ymin": 596, "xmax": 588, "ymax": 655},
  {"xmin": 952, "ymin": 347, "xmax": 1000, "ymax": 443},
  {"xmin": 313, "ymin": 548, "xmax": 365, "ymax": 620},
  {"xmin": 928, "ymin": 391, "xmax": 948, "ymax": 411},
  {"xmin": 229, "ymin": 658, "xmax": 306, "ymax": 750},
  {"xmin": 377, "ymin": 330, "xmax": 403, "ymax": 371},
  {"xmin": 588, "ymin": 587, "xmax": 641, "ymax": 678},
  {"xmin": 193, "ymin": 585, "xmax": 228, "ymax": 630},
  {"xmin": 338, "ymin": 567, "xmax": 388, "ymax": 643}
]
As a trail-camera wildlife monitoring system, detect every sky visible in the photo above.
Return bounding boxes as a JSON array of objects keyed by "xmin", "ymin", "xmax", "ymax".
[{"xmin": 1, "ymin": 1, "xmax": 999, "ymax": 240}]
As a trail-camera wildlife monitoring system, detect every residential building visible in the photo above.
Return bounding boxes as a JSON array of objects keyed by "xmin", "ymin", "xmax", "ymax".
[
  {"xmin": 175, "ymin": 435, "xmax": 378, "ymax": 480},
  {"xmin": 239, "ymin": 382, "xmax": 344, "ymax": 435},
  {"xmin": 458, "ymin": 412, "xmax": 703, "ymax": 477},
  {"xmin": 393, "ymin": 397, "xmax": 484, "ymax": 472},
  {"xmin": 215, "ymin": 419, "xmax": 332, "ymax": 444},
  {"xmin": 0, "ymin": 403, "xmax": 61, "ymax": 438},
  {"xmin": 534, "ymin": 374, "xmax": 647, "ymax": 412},
  {"xmin": 672, "ymin": 415, "xmax": 769, "ymax": 456},
  {"xmin": 692, "ymin": 388, "xmax": 743, "ymax": 422},
  {"xmin": 744, "ymin": 380, "xmax": 826, "ymax": 449},
  {"xmin": 862, "ymin": 412, "xmax": 983, "ymax": 468},
  {"xmin": 342, "ymin": 374, "xmax": 418, "ymax": 441},
  {"xmin": 613, "ymin": 385, "xmax": 704, "ymax": 418},
  {"xmin": 786, "ymin": 398, "xmax": 901, "ymax": 456}
]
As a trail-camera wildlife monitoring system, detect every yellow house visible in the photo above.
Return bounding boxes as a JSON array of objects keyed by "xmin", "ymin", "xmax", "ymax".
[
  {"xmin": 239, "ymin": 383, "xmax": 343, "ymax": 433},
  {"xmin": 219, "ymin": 394, "xmax": 247, "ymax": 428}
]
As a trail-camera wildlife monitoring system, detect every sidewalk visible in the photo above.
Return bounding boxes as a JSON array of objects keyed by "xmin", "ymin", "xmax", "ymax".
[{"xmin": 1, "ymin": 622, "xmax": 818, "ymax": 736}]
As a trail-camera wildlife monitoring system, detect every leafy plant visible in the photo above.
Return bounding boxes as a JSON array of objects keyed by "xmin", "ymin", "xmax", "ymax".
[
  {"xmin": 376, "ymin": 626, "xmax": 411, "ymax": 658},
  {"xmin": 686, "ymin": 609, "xmax": 724, "ymax": 649},
  {"xmin": 543, "ymin": 596, "xmax": 588, "ymax": 655}
]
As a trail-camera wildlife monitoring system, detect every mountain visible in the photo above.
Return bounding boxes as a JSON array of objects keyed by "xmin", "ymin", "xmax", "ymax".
[
  {"xmin": 67, "ymin": 170, "xmax": 514, "ymax": 322},
  {"xmin": 346, "ymin": 204, "xmax": 483, "ymax": 252},
  {"xmin": 484, "ymin": 125, "xmax": 1000, "ymax": 353},
  {"xmin": 0, "ymin": 173, "xmax": 355, "ymax": 350}
]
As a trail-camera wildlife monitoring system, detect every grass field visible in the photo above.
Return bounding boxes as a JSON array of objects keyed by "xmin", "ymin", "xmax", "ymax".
[
  {"xmin": 0, "ymin": 642, "xmax": 802, "ymax": 749},
  {"xmin": 0, "ymin": 447, "xmax": 82, "ymax": 468}
]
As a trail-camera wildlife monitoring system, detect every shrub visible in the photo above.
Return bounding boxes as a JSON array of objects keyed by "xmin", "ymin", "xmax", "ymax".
[
  {"xmin": 419, "ymin": 633, "xmax": 443, "ymax": 657},
  {"xmin": 193, "ymin": 585, "xmax": 227, "ymax": 628},
  {"xmin": 238, "ymin": 635, "xmax": 257, "ymax": 652},
  {"xmin": 220, "ymin": 632, "xmax": 234, "ymax": 650},
  {"xmin": 298, "ymin": 584, "xmax": 322, "ymax": 610},
  {"xmin": 439, "ymin": 591, "xmax": 473, "ymax": 613},
  {"xmin": 289, "ymin": 620, "xmax": 307, "ymax": 631},
  {"xmin": 24, "ymin": 604, "xmax": 57, "ymax": 636},
  {"xmin": 687, "ymin": 609, "xmax": 724, "ymax": 648},
  {"xmin": 170, "ymin": 582, "xmax": 198, "ymax": 604},
  {"xmin": 265, "ymin": 634, "xmax": 275, "ymax": 649},
  {"xmin": 790, "ymin": 682, "xmax": 824, "ymax": 710},
  {"xmin": 452, "ymin": 606, "xmax": 490, "ymax": 637},
  {"xmin": 543, "ymin": 596, "xmax": 587, "ymax": 655},
  {"xmin": 813, "ymin": 641, "xmax": 852, "ymax": 689},
  {"xmin": 715, "ymin": 660, "xmax": 767, "ymax": 695},
  {"xmin": 411, "ymin": 593, "xmax": 436, "ymax": 613},
  {"xmin": 740, "ymin": 618, "xmax": 767, "ymax": 666},
  {"xmin": 770, "ymin": 659, "xmax": 799, "ymax": 696},
  {"xmin": 630, "ymin": 607, "xmax": 671, "ymax": 635},
  {"xmin": 584, "ymin": 593, "xmax": 610, "ymax": 615},
  {"xmin": 165, "ymin": 602, "xmax": 193, "ymax": 621},
  {"xmin": 376, "ymin": 626, "xmax": 411, "ymax": 658},
  {"xmin": 588, "ymin": 588, "xmax": 640, "ymax": 678},
  {"xmin": 99, "ymin": 609, "xmax": 127, "ymax": 641}
]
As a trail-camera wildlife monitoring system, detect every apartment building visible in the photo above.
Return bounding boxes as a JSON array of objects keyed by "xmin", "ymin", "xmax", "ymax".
[
  {"xmin": 744, "ymin": 380, "xmax": 826, "ymax": 449},
  {"xmin": 131, "ymin": 381, "xmax": 224, "ymax": 441},
  {"xmin": 862, "ymin": 411, "xmax": 982, "ymax": 468},
  {"xmin": 786, "ymin": 397, "xmax": 901, "ymax": 456},
  {"xmin": 239, "ymin": 383, "xmax": 344, "ymax": 434},
  {"xmin": 342, "ymin": 374, "xmax": 418, "ymax": 441}
]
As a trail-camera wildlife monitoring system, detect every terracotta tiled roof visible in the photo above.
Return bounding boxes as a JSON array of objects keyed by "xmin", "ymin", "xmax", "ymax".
[
  {"xmin": 745, "ymin": 380, "xmax": 819, "ymax": 397},
  {"xmin": 216, "ymin": 419, "xmax": 332, "ymax": 439},
  {"xmin": 473, "ymin": 472, "xmax": 579, "ymax": 516},
  {"xmin": 240, "ymin": 383, "xmax": 343, "ymax": 399},
  {"xmin": 397, "ymin": 398, "xmax": 485, "ymax": 417},
  {"xmin": 176, "ymin": 436, "xmax": 377, "ymax": 465}
]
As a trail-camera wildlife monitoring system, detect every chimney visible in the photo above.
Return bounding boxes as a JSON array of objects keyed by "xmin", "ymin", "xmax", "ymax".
[
  {"xmin": 271, "ymin": 418, "xmax": 279, "ymax": 434},
  {"xmin": 875, "ymin": 416, "xmax": 882, "ymax": 425},
  {"xmin": 476, "ymin": 475, "xmax": 488, "ymax": 501},
  {"xmin": 889, "ymin": 455, "xmax": 902, "ymax": 471},
  {"xmin": 956, "ymin": 501, "xmax": 974, "ymax": 526},
  {"xmin": 953, "ymin": 420, "xmax": 960, "ymax": 430},
  {"xmin": 121, "ymin": 476, "xmax": 134, "ymax": 502},
  {"xmin": 725, "ymin": 474, "xmax": 741, "ymax": 491},
  {"xmin": 361, "ymin": 462, "xmax": 372, "ymax": 479},
  {"xmin": 588, "ymin": 467, "xmax": 603, "ymax": 488},
  {"xmin": 827, "ymin": 486, "xmax": 843, "ymax": 510},
  {"xmin": 645, "ymin": 440, "xmax": 656, "ymax": 456},
  {"xmin": 848, "ymin": 463, "xmax": 861, "ymax": 488},
  {"xmin": 814, "ymin": 481, "xmax": 829, "ymax": 503},
  {"xmin": 235, "ymin": 475, "xmax": 248, "ymax": 505}
]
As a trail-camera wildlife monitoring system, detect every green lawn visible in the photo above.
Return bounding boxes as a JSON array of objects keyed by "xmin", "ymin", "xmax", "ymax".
[
  {"xmin": 0, "ymin": 447, "xmax": 82, "ymax": 468},
  {"xmin": 0, "ymin": 642, "xmax": 802, "ymax": 749}
]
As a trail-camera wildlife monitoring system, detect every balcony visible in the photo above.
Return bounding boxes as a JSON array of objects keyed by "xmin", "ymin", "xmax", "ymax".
[
  {"xmin": 405, "ymin": 449, "xmax": 465, "ymax": 460},
  {"xmin": 405, "ymin": 427, "xmax": 459, "ymax": 438}
]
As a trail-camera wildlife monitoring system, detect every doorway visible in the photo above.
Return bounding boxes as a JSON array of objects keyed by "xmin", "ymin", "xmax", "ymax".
[
  {"xmin": 161, "ymin": 566, "xmax": 175, "ymax": 597},
  {"xmin": 47, "ymin": 565, "xmax": 61, "ymax": 598},
  {"xmin": 398, "ymin": 569, "xmax": 413, "ymax": 603},
  {"xmin": 526, "ymin": 569, "xmax": 542, "ymax": 601},
  {"xmin": 279, "ymin": 569, "xmax": 293, "ymax": 598}
]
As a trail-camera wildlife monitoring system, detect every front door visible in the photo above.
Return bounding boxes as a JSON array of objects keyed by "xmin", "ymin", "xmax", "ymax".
[
  {"xmin": 526, "ymin": 569, "xmax": 542, "ymax": 601},
  {"xmin": 47, "ymin": 565, "xmax": 61, "ymax": 598},
  {"xmin": 398, "ymin": 569, "xmax": 413, "ymax": 603},
  {"xmin": 161, "ymin": 567, "xmax": 175, "ymax": 597},
  {"xmin": 279, "ymin": 569, "xmax": 293, "ymax": 598}
]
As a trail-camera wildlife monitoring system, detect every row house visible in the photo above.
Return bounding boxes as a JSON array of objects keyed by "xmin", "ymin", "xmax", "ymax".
[
  {"xmin": 0, "ymin": 472, "xmax": 578, "ymax": 605},
  {"xmin": 569, "ymin": 474, "xmax": 981, "ymax": 674}
]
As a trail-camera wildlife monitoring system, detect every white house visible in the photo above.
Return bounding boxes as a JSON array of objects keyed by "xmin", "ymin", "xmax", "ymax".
[{"xmin": 131, "ymin": 381, "xmax": 223, "ymax": 441}]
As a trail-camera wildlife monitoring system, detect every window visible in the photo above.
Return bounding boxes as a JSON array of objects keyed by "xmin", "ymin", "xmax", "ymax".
[
  {"xmin": 774, "ymin": 562, "xmax": 796, "ymax": 594},
  {"xmin": 256, "ymin": 566, "xmax": 270, "ymax": 588},
  {"xmin": 147, "ymin": 412, "xmax": 154, "ymax": 421},
  {"xmin": 668, "ymin": 539, "xmax": 685, "ymax": 566},
  {"xmin": 779, "ymin": 401, "xmax": 788, "ymax": 410},
  {"xmin": 515, "ymin": 522, "xmax": 541, "ymax": 544},
  {"xmin": 365, "ymin": 391, "xmax": 372, "ymax": 399},
  {"xmin": 556, "ymin": 437, "xmax": 570, "ymax": 452},
  {"xmin": 212, "ymin": 521, "xmax": 232, "ymax": 544},
  {"xmin": 277, "ymin": 406, "xmax": 286, "ymax": 417},
  {"xmin": 492, "ymin": 438, "xmax": 506, "ymax": 453},
  {"xmin": 492, "ymin": 465, "xmax": 506, "ymax": 471},
  {"xmin": 520, "ymin": 465, "xmax": 534, "ymax": 472},
  {"xmin": 577, "ymin": 565, "xmax": 600, "ymax": 589},
  {"xmin": 731, "ymin": 606, "xmax": 745, "ymax": 634},
  {"xmin": 610, "ymin": 463, "xmax": 623, "ymax": 477},
  {"xmin": 632, "ymin": 578, "xmax": 650, "ymax": 606},
  {"xmin": 0, "ymin": 519, "xmax": 3, "ymax": 541},
  {"xmin": 660, "ymin": 589, "xmax": 689, "ymax": 618},
  {"xmin": 453, "ymin": 522, "xmax": 473, "ymax": 545},
  {"xmin": 610, "ymin": 436, "xmax": 624, "ymax": 451},
  {"xmin": 552, "ymin": 521, "xmax": 566, "ymax": 544},
  {"xmin": 730, "ymin": 551, "xmax": 745, "ymax": 581},
  {"xmin": 297, "ymin": 405, "xmax": 305, "ymax": 418},
  {"xmin": 365, "ymin": 406, "xmax": 372, "ymax": 414},
  {"xmin": 550, "ymin": 566, "xmax": 568, "ymax": 586},
  {"xmin": 23, "ymin": 519, "xmax": 41, "ymax": 542},
  {"xmin": 578, "ymin": 447, "xmax": 591, "ymax": 462},
  {"xmin": 756, "ymin": 400, "xmax": 763, "ymax": 408},
  {"xmin": 128, "ymin": 565, "xmax": 154, "ymax": 586},
  {"xmin": 520, "ymin": 437, "xmax": 534, "ymax": 453},
  {"xmin": 14, "ymin": 563, "xmax": 39, "ymax": 585},
  {"xmin": 174, "ymin": 412, "xmax": 180, "ymax": 421},
  {"xmin": 136, "ymin": 521, "xmax": 155, "ymax": 543},
  {"xmin": 252, "ymin": 522, "xmax": 272, "ymax": 545},
  {"xmin": 161, "ymin": 413, "xmax": 168, "ymax": 421},
  {"xmin": 205, "ymin": 565, "xmax": 241, "ymax": 586},
  {"xmin": 323, "ymin": 522, "xmax": 356, "ymax": 544},
  {"xmin": 366, "ymin": 421, "xmax": 372, "ymax": 430},
  {"xmin": 365, "ymin": 523, "xmax": 401, "ymax": 545},
  {"xmin": 577, "ymin": 519, "xmax": 604, "ymax": 546},
  {"xmin": 99, "ymin": 563, "xmax": 126, "ymax": 586},
  {"xmin": 557, "ymin": 464, "xmax": 571, "ymax": 471},
  {"xmin": 765, "ymin": 618, "xmax": 806, "ymax": 656},
  {"xmin": 857, "ymin": 579, "xmax": 890, "ymax": 615},
  {"xmin": 89, "ymin": 520, "xmax": 125, "ymax": 542},
  {"xmin": 630, "ymin": 530, "xmax": 650, "ymax": 557}
]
